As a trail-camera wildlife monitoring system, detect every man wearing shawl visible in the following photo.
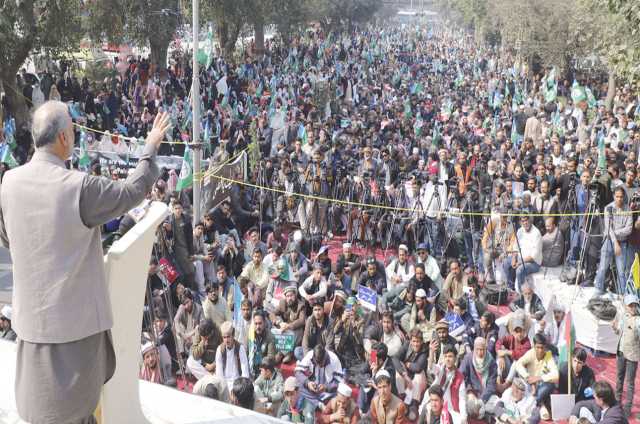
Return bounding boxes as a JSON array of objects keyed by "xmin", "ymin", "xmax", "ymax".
[{"xmin": 459, "ymin": 337, "xmax": 498, "ymax": 405}]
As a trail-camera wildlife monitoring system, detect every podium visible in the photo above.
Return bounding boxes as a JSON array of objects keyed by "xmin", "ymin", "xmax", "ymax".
[
  {"xmin": 100, "ymin": 201, "xmax": 169, "ymax": 424},
  {"xmin": 0, "ymin": 202, "xmax": 281, "ymax": 423}
]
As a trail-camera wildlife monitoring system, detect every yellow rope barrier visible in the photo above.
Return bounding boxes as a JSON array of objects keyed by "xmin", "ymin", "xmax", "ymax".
[{"xmin": 202, "ymin": 173, "xmax": 640, "ymax": 218}]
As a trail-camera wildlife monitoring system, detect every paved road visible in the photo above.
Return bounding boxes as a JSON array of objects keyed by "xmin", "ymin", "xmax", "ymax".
[{"xmin": 0, "ymin": 247, "xmax": 12, "ymax": 305}]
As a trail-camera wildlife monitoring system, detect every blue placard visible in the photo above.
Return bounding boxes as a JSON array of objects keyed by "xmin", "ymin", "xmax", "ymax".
[{"xmin": 357, "ymin": 285, "xmax": 377, "ymax": 311}]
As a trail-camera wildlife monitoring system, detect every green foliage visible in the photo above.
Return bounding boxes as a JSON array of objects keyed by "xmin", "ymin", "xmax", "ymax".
[
  {"xmin": 313, "ymin": 0, "xmax": 383, "ymax": 30},
  {"xmin": 85, "ymin": 0, "xmax": 180, "ymax": 69},
  {"xmin": 0, "ymin": 0, "xmax": 84, "ymax": 126},
  {"xmin": 0, "ymin": 0, "xmax": 83, "ymax": 70},
  {"xmin": 438, "ymin": 0, "xmax": 640, "ymax": 83}
]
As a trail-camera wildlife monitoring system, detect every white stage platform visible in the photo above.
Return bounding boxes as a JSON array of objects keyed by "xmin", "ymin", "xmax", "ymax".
[
  {"xmin": 525, "ymin": 267, "xmax": 621, "ymax": 354},
  {"xmin": 0, "ymin": 340, "xmax": 281, "ymax": 424},
  {"xmin": 0, "ymin": 202, "xmax": 283, "ymax": 424}
]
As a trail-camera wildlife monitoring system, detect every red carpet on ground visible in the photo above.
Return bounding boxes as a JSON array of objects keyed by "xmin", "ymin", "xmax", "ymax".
[{"xmin": 175, "ymin": 235, "xmax": 639, "ymax": 423}]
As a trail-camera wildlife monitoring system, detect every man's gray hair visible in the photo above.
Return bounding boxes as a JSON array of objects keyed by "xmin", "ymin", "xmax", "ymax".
[{"xmin": 31, "ymin": 101, "xmax": 69, "ymax": 148}]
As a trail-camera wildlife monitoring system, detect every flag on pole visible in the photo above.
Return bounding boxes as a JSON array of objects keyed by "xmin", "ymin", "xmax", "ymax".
[
  {"xmin": 571, "ymin": 80, "xmax": 587, "ymax": 104},
  {"xmin": 585, "ymin": 87, "xmax": 597, "ymax": 109},
  {"xmin": 544, "ymin": 68, "xmax": 558, "ymax": 103},
  {"xmin": 558, "ymin": 311, "xmax": 576, "ymax": 366},
  {"xmin": 176, "ymin": 147, "xmax": 193, "ymax": 191},
  {"xmin": 0, "ymin": 144, "xmax": 18, "ymax": 168},
  {"xmin": 78, "ymin": 130, "xmax": 91, "ymax": 168},
  {"xmin": 233, "ymin": 281, "xmax": 243, "ymax": 325},
  {"xmin": 631, "ymin": 253, "xmax": 640, "ymax": 289}
]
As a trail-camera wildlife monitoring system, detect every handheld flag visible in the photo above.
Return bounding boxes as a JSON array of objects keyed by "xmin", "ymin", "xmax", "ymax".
[
  {"xmin": 571, "ymin": 80, "xmax": 587, "ymax": 104},
  {"xmin": 176, "ymin": 147, "xmax": 193, "ymax": 191},
  {"xmin": 78, "ymin": 130, "xmax": 91, "ymax": 168},
  {"xmin": 632, "ymin": 253, "xmax": 640, "ymax": 289}
]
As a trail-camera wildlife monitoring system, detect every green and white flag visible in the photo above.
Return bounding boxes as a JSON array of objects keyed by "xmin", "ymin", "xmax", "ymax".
[
  {"xmin": 543, "ymin": 68, "xmax": 558, "ymax": 103},
  {"xmin": 78, "ymin": 130, "xmax": 91, "ymax": 168},
  {"xmin": 571, "ymin": 80, "xmax": 587, "ymax": 104},
  {"xmin": 176, "ymin": 147, "xmax": 193, "ymax": 191},
  {"xmin": 0, "ymin": 145, "xmax": 18, "ymax": 168},
  {"xmin": 585, "ymin": 87, "xmax": 597, "ymax": 109}
]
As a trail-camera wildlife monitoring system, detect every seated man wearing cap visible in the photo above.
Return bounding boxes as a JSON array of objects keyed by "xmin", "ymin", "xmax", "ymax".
[
  {"xmin": 401, "ymin": 287, "xmax": 437, "ymax": 337},
  {"xmin": 265, "ymin": 258, "xmax": 296, "ymax": 311},
  {"xmin": 271, "ymin": 284, "xmax": 306, "ymax": 363},
  {"xmin": 140, "ymin": 343, "xmax": 167, "ymax": 385},
  {"xmin": 385, "ymin": 263, "xmax": 435, "ymax": 312},
  {"xmin": 295, "ymin": 344, "xmax": 344, "ymax": 411},
  {"xmin": 283, "ymin": 244, "xmax": 310, "ymax": 285},
  {"xmin": 495, "ymin": 377, "xmax": 539, "ymax": 424},
  {"xmin": 336, "ymin": 242, "xmax": 361, "ymax": 293},
  {"xmin": 496, "ymin": 312, "xmax": 533, "ymax": 392},
  {"xmin": 427, "ymin": 320, "xmax": 461, "ymax": 372},
  {"xmin": 325, "ymin": 290, "xmax": 348, "ymax": 323},
  {"xmin": 459, "ymin": 337, "xmax": 498, "ymax": 404},
  {"xmin": 254, "ymin": 357, "xmax": 285, "ymax": 416},
  {"xmin": 0, "ymin": 305, "xmax": 16, "ymax": 341},
  {"xmin": 414, "ymin": 242, "xmax": 444, "ymax": 289},
  {"xmin": 321, "ymin": 382, "xmax": 360, "ymax": 424},
  {"xmin": 385, "ymin": 245, "xmax": 416, "ymax": 292},
  {"xmin": 278, "ymin": 376, "xmax": 315, "ymax": 423},
  {"xmin": 316, "ymin": 245, "xmax": 333, "ymax": 279},
  {"xmin": 371, "ymin": 369, "xmax": 409, "ymax": 424}
]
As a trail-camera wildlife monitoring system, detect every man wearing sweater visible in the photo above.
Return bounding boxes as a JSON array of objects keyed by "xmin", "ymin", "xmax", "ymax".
[{"xmin": 514, "ymin": 334, "xmax": 559, "ymax": 419}]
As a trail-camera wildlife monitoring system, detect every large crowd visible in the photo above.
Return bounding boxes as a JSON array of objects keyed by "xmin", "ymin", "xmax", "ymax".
[{"xmin": 2, "ymin": 16, "xmax": 640, "ymax": 424}]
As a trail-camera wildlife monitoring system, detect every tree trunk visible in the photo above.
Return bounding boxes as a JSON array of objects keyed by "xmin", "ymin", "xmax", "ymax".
[
  {"xmin": 0, "ymin": 68, "xmax": 30, "ymax": 132},
  {"xmin": 254, "ymin": 21, "xmax": 265, "ymax": 56},
  {"xmin": 149, "ymin": 38, "xmax": 170, "ymax": 78},
  {"xmin": 605, "ymin": 68, "xmax": 616, "ymax": 112}
]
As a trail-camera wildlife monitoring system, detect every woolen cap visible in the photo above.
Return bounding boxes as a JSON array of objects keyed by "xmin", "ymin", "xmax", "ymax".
[{"xmin": 284, "ymin": 376, "xmax": 298, "ymax": 392}]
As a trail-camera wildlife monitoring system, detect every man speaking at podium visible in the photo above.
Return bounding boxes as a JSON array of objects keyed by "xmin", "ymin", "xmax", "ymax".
[{"xmin": 0, "ymin": 101, "xmax": 170, "ymax": 424}]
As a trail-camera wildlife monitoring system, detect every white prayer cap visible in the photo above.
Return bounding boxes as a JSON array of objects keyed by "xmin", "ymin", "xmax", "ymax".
[
  {"xmin": 337, "ymin": 382, "xmax": 352, "ymax": 398},
  {"xmin": 141, "ymin": 342, "xmax": 155, "ymax": 357},
  {"xmin": 0, "ymin": 305, "xmax": 12, "ymax": 321},
  {"xmin": 342, "ymin": 242, "xmax": 352, "ymax": 249},
  {"xmin": 398, "ymin": 244, "xmax": 409, "ymax": 252},
  {"xmin": 416, "ymin": 289, "xmax": 427, "ymax": 298}
]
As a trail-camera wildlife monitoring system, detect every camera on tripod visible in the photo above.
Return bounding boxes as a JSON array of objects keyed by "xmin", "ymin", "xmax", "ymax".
[{"xmin": 630, "ymin": 191, "xmax": 640, "ymax": 211}]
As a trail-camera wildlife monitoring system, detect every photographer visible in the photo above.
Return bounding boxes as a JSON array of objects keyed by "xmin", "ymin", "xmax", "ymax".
[
  {"xmin": 481, "ymin": 207, "xmax": 514, "ymax": 283},
  {"xmin": 594, "ymin": 186, "xmax": 633, "ymax": 296}
]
